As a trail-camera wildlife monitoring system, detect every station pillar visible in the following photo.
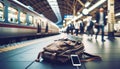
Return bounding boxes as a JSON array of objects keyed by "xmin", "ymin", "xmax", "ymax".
[{"xmin": 107, "ymin": 0, "xmax": 115, "ymax": 40}]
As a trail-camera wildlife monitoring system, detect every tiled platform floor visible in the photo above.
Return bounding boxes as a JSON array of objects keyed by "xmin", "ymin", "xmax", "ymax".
[{"xmin": 0, "ymin": 33, "xmax": 120, "ymax": 69}]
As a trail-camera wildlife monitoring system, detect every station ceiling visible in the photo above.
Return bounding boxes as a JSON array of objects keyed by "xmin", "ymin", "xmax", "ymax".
[{"xmin": 18, "ymin": 0, "xmax": 120, "ymax": 25}]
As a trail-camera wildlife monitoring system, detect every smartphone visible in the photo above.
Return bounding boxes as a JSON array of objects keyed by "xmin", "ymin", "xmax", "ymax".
[{"xmin": 71, "ymin": 55, "xmax": 81, "ymax": 66}]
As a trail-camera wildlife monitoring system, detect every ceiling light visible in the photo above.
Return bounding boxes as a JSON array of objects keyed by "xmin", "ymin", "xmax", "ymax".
[
  {"xmin": 82, "ymin": 8, "xmax": 88, "ymax": 15},
  {"xmin": 47, "ymin": 0, "xmax": 62, "ymax": 24},
  {"xmin": 85, "ymin": 1, "xmax": 91, "ymax": 7},
  {"xmin": 115, "ymin": 13, "xmax": 120, "ymax": 16},
  {"xmin": 77, "ymin": 12, "xmax": 81, "ymax": 15},
  {"xmin": 88, "ymin": 0, "xmax": 106, "ymax": 12}
]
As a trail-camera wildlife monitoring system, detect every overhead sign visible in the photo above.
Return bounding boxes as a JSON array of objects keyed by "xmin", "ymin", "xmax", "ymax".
[{"xmin": 64, "ymin": 15, "xmax": 73, "ymax": 18}]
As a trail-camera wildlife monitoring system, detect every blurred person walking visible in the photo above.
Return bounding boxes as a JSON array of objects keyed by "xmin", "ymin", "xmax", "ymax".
[
  {"xmin": 86, "ymin": 16, "xmax": 94, "ymax": 40},
  {"xmin": 95, "ymin": 7, "xmax": 107, "ymax": 42},
  {"xmin": 69, "ymin": 22, "xmax": 75, "ymax": 35},
  {"xmin": 74, "ymin": 21, "xmax": 80, "ymax": 36},
  {"xmin": 80, "ymin": 20, "xmax": 84, "ymax": 35}
]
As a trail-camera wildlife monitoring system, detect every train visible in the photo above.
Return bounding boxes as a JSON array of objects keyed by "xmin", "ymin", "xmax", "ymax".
[{"xmin": 0, "ymin": 0, "xmax": 59, "ymax": 43}]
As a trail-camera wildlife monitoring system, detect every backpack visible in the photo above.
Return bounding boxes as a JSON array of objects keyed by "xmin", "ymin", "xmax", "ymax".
[
  {"xmin": 36, "ymin": 39, "xmax": 101, "ymax": 63},
  {"xmin": 42, "ymin": 39, "xmax": 84, "ymax": 63}
]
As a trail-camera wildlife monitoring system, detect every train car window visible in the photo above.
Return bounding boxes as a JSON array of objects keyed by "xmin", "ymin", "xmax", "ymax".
[
  {"xmin": 43, "ymin": 21, "xmax": 46, "ymax": 27},
  {"xmin": 20, "ymin": 12, "xmax": 27, "ymax": 25},
  {"xmin": 39, "ymin": 19, "xmax": 42, "ymax": 26},
  {"xmin": 39, "ymin": 19, "xmax": 40, "ymax": 23},
  {"xmin": 49, "ymin": 23, "xmax": 51, "ymax": 29},
  {"xmin": 8, "ymin": 7, "xmax": 18, "ymax": 23},
  {"xmin": 34, "ymin": 18, "xmax": 40, "ymax": 27},
  {"xmin": 0, "ymin": 2, "xmax": 4, "ymax": 21},
  {"xmin": 33, "ymin": 18, "xmax": 37, "ymax": 27},
  {"xmin": 29, "ymin": 15, "xmax": 34, "ymax": 26},
  {"xmin": 40, "ymin": 21, "xmax": 43, "ymax": 27}
]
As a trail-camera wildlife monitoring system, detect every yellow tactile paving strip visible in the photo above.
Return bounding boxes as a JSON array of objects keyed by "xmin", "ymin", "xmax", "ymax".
[
  {"xmin": 0, "ymin": 39, "xmax": 42, "ymax": 53},
  {"xmin": 0, "ymin": 34, "xmax": 62, "ymax": 53}
]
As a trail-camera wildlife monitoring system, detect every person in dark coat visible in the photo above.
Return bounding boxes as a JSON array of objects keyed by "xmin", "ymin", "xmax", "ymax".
[
  {"xmin": 95, "ymin": 7, "xmax": 107, "ymax": 42},
  {"xmin": 69, "ymin": 22, "xmax": 75, "ymax": 35},
  {"xmin": 66, "ymin": 24, "xmax": 70, "ymax": 34},
  {"xmin": 80, "ymin": 20, "xmax": 84, "ymax": 34}
]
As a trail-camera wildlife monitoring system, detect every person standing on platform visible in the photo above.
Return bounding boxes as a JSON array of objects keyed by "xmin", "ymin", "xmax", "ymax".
[
  {"xmin": 86, "ymin": 16, "xmax": 94, "ymax": 39},
  {"xmin": 95, "ymin": 7, "xmax": 107, "ymax": 42},
  {"xmin": 69, "ymin": 22, "xmax": 75, "ymax": 35},
  {"xmin": 80, "ymin": 20, "xmax": 84, "ymax": 35},
  {"xmin": 66, "ymin": 24, "xmax": 70, "ymax": 34},
  {"xmin": 74, "ymin": 21, "xmax": 80, "ymax": 36}
]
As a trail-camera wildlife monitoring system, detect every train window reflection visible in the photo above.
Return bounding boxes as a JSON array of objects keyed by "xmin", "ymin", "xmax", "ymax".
[
  {"xmin": 20, "ymin": 12, "xmax": 27, "ymax": 25},
  {"xmin": 0, "ymin": 2, "xmax": 4, "ymax": 21},
  {"xmin": 33, "ymin": 18, "xmax": 37, "ymax": 27},
  {"xmin": 34, "ymin": 18, "xmax": 41, "ymax": 27},
  {"xmin": 29, "ymin": 15, "xmax": 34, "ymax": 26},
  {"xmin": 8, "ymin": 7, "xmax": 18, "ymax": 23},
  {"xmin": 40, "ymin": 20, "xmax": 44, "ymax": 27},
  {"xmin": 39, "ymin": 19, "xmax": 41, "ymax": 26}
]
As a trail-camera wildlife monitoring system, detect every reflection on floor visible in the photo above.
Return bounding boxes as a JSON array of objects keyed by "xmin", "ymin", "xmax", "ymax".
[{"xmin": 0, "ymin": 33, "xmax": 120, "ymax": 69}]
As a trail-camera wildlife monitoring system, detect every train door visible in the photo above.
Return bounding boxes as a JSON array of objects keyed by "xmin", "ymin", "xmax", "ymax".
[
  {"xmin": 39, "ymin": 19, "xmax": 41, "ymax": 33},
  {"xmin": 36, "ymin": 19, "xmax": 41, "ymax": 33},
  {"xmin": 37, "ymin": 23, "xmax": 40, "ymax": 33},
  {"xmin": 45, "ymin": 22, "xmax": 48, "ymax": 33},
  {"xmin": 0, "ymin": 2, "xmax": 4, "ymax": 21}
]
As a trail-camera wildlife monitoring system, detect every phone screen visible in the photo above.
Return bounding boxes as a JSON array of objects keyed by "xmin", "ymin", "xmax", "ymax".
[{"xmin": 72, "ymin": 56, "xmax": 80, "ymax": 64}]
